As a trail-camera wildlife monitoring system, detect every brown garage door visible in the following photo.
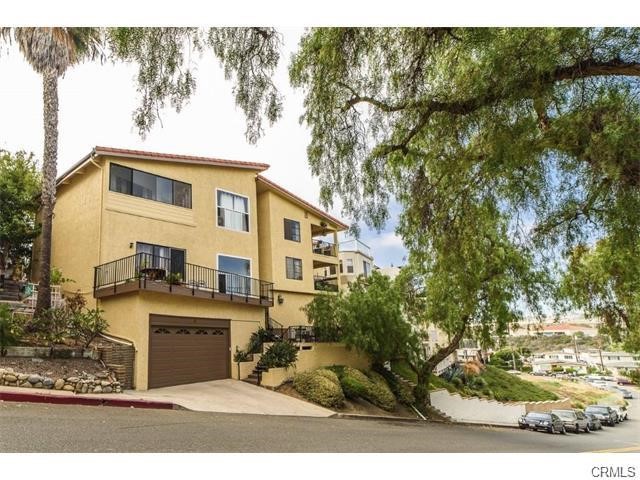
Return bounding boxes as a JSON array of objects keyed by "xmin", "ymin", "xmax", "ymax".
[{"xmin": 149, "ymin": 315, "xmax": 230, "ymax": 388}]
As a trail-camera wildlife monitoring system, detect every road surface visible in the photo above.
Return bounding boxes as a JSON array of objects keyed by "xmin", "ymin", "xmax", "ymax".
[{"xmin": 0, "ymin": 398, "xmax": 638, "ymax": 452}]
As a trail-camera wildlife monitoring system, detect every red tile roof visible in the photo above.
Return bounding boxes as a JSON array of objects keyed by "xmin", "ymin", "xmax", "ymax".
[
  {"xmin": 57, "ymin": 146, "xmax": 270, "ymax": 185},
  {"xmin": 256, "ymin": 175, "xmax": 349, "ymax": 230},
  {"xmin": 94, "ymin": 146, "xmax": 270, "ymax": 171}
]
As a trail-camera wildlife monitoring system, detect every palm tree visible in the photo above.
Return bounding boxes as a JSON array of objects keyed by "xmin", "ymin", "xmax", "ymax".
[{"xmin": 0, "ymin": 28, "xmax": 102, "ymax": 313}]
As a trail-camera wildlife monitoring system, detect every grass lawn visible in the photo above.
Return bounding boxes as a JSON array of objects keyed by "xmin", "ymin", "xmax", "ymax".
[
  {"xmin": 520, "ymin": 374, "xmax": 624, "ymax": 408},
  {"xmin": 391, "ymin": 360, "xmax": 557, "ymax": 402}
]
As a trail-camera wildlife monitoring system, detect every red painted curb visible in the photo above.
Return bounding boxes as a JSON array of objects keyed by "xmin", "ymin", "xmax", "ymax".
[{"xmin": 0, "ymin": 390, "xmax": 176, "ymax": 410}]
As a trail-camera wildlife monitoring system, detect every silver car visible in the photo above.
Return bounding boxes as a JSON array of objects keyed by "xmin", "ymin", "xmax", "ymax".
[{"xmin": 552, "ymin": 409, "xmax": 591, "ymax": 433}]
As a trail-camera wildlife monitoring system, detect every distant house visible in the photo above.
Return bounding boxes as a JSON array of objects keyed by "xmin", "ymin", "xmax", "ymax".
[
  {"xmin": 578, "ymin": 350, "xmax": 640, "ymax": 375},
  {"xmin": 532, "ymin": 349, "xmax": 588, "ymax": 373}
]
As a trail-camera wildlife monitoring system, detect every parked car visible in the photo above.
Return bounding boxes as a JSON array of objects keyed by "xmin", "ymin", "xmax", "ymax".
[
  {"xmin": 585, "ymin": 412, "xmax": 603, "ymax": 431},
  {"xmin": 584, "ymin": 405, "xmax": 618, "ymax": 426},
  {"xmin": 618, "ymin": 389, "xmax": 634, "ymax": 400},
  {"xmin": 613, "ymin": 405, "xmax": 628, "ymax": 421},
  {"xmin": 518, "ymin": 412, "xmax": 566, "ymax": 434},
  {"xmin": 552, "ymin": 409, "xmax": 591, "ymax": 433},
  {"xmin": 617, "ymin": 377, "xmax": 633, "ymax": 386}
]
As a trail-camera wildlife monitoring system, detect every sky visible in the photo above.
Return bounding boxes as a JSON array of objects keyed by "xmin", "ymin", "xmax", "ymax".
[{"xmin": 0, "ymin": 28, "xmax": 408, "ymax": 268}]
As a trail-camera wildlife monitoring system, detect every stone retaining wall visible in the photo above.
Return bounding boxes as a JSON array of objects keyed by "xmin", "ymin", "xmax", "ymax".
[
  {"xmin": 97, "ymin": 340, "xmax": 135, "ymax": 390},
  {"xmin": 0, "ymin": 368, "xmax": 122, "ymax": 394}
]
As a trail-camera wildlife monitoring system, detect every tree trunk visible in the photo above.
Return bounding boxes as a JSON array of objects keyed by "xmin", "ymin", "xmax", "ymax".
[
  {"xmin": 35, "ymin": 69, "xmax": 59, "ymax": 314},
  {"xmin": 414, "ymin": 320, "xmax": 468, "ymax": 409}
]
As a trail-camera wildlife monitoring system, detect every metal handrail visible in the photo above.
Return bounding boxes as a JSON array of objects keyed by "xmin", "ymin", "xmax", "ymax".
[
  {"xmin": 313, "ymin": 275, "xmax": 339, "ymax": 292},
  {"xmin": 93, "ymin": 252, "xmax": 274, "ymax": 303}
]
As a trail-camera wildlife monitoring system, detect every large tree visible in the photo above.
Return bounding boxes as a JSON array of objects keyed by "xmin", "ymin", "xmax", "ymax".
[
  {"xmin": 0, "ymin": 28, "xmax": 102, "ymax": 312},
  {"xmin": 0, "ymin": 150, "xmax": 41, "ymax": 278},
  {"xmin": 290, "ymin": 28, "xmax": 640, "ymax": 352}
]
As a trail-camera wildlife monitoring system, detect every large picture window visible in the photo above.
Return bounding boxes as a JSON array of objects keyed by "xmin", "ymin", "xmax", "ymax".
[
  {"xmin": 109, "ymin": 163, "xmax": 192, "ymax": 208},
  {"xmin": 217, "ymin": 190, "xmax": 249, "ymax": 232},
  {"xmin": 286, "ymin": 257, "xmax": 303, "ymax": 280},
  {"xmin": 284, "ymin": 218, "xmax": 301, "ymax": 242},
  {"xmin": 217, "ymin": 255, "xmax": 251, "ymax": 295}
]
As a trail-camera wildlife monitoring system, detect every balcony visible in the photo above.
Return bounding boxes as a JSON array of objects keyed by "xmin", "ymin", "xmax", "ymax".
[
  {"xmin": 93, "ymin": 253, "xmax": 273, "ymax": 307},
  {"xmin": 312, "ymin": 239, "xmax": 338, "ymax": 268},
  {"xmin": 313, "ymin": 275, "xmax": 339, "ymax": 292},
  {"xmin": 339, "ymin": 238, "xmax": 372, "ymax": 258}
]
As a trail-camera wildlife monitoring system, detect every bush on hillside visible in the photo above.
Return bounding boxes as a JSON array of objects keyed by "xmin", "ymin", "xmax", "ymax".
[
  {"xmin": 257, "ymin": 341, "xmax": 298, "ymax": 369},
  {"xmin": 293, "ymin": 369, "xmax": 345, "ymax": 408},
  {"xmin": 372, "ymin": 365, "xmax": 416, "ymax": 405},
  {"xmin": 337, "ymin": 366, "xmax": 396, "ymax": 411}
]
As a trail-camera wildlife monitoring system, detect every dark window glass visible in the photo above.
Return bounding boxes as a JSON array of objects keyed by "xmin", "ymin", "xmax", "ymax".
[
  {"xmin": 284, "ymin": 218, "xmax": 301, "ymax": 242},
  {"xmin": 329, "ymin": 265, "xmax": 337, "ymax": 275},
  {"xmin": 156, "ymin": 176, "xmax": 173, "ymax": 204},
  {"xmin": 133, "ymin": 170, "xmax": 157, "ymax": 200},
  {"xmin": 109, "ymin": 163, "xmax": 192, "ymax": 209},
  {"xmin": 346, "ymin": 259, "xmax": 354, "ymax": 273},
  {"xmin": 173, "ymin": 181, "xmax": 192, "ymax": 208},
  {"xmin": 286, "ymin": 257, "xmax": 303, "ymax": 280},
  {"xmin": 109, "ymin": 164, "xmax": 132, "ymax": 194}
]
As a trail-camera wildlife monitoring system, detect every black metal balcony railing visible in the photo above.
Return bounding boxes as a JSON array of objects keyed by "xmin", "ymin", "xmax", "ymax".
[
  {"xmin": 312, "ymin": 239, "xmax": 337, "ymax": 257},
  {"xmin": 313, "ymin": 275, "xmax": 339, "ymax": 292},
  {"xmin": 93, "ymin": 252, "xmax": 274, "ymax": 304}
]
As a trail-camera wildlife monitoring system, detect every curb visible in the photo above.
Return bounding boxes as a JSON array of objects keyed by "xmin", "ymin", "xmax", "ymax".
[
  {"xmin": 0, "ymin": 390, "xmax": 177, "ymax": 410},
  {"xmin": 330, "ymin": 413, "xmax": 426, "ymax": 423}
]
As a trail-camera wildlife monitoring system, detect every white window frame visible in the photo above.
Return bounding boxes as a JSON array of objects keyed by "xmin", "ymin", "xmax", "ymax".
[
  {"xmin": 346, "ymin": 258, "xmax": 354, "ymax": 274},
  {"xmin": 215, "ymin": 188, "xmax": 251, "ymax": 234}
]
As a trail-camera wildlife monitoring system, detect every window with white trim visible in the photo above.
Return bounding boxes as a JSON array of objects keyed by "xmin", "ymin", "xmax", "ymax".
[{"xmin": 217, "ymin": 190, "xmax": 249, "ymax": 232}]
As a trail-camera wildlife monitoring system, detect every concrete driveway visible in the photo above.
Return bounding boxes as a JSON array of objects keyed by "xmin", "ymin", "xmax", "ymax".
[{"xmin": 124, "ymin": 379, "xmax": 333, "ymax": 417}]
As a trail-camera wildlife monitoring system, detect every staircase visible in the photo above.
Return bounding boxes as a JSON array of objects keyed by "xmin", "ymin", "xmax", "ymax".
[
  {"xmin": 384, "ymin": 366, "xmax": 453, "ymax": 422},
  {"xmin": 0, "ymin": 278, "xmax": 21, "ymax": 301},
  {"xmin": 242, "ymin": 365, "xmax": 269, "ymax": 386}
]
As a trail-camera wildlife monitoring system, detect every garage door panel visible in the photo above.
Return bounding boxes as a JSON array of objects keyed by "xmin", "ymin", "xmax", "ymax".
[{"xmin": 149, "ymin": 318, "xmax": 230, "ymax": 389}]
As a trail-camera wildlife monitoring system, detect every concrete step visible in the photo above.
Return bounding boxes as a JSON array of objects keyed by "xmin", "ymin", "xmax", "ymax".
[{"xmin": 242, "ymin": 377, "xmax": 260, "ymax": 386}]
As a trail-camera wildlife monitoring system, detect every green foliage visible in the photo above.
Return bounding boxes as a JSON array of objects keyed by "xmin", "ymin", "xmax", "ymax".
[
  {"xmin": 622, "ymin": 369, "xmax": 640, "ymax": 385},
  {"xmin": 372, "ymin": 365, "xmax": 416, "ymax": 405},
  {"xmin": 293, "ymin": 369, "xmax": 345, "ymax": 408},
  {"xmin": 314, "ymin": 368, "xmax": 341, "ymax": 386},
  {"xmin": 303, "ymin": 293, "xmax": 343, "ymax": 342},
  {"xmin": 165, "ymin": 272, "xmax": 183, "ymax": 285},
  {"xmin": 331, "ymin": 366, "xmax": 396, "ymax": 411},
  {"xmin": 257, "ymin": 341, "xmax": 298, "ymax": 369},
  {"xmin": 28, "ymin": 292, "xmax": 107, "ymax": 347},
  {"xmin": 233, "ymin": 349, "xmax": 251, "ymax": 363},
  {"xmin": 507, "ymin": 333, "xmax": 611, "ymax": 353},
  {"xmin": 290, "ymin": 28, "xmax": 640, "ymax": 370},
  {"xmin": 561, "ymin": 239, "xmax": 640, "ymax": 352},
  {"xmin": 50, "ymin": 267, "xmax": 73, "ymax": 285},
  {"xmin": 392, "ymin": 360, "xmax": 556, "ymax": 402},
  {"xmin": 0, "ymin": 150, "xmax": 41, "ymax": 274},
  {"xmin": 489, "ymin": 349, "xmax": 523, "ymax": 370},
  {"xmin": 0, "ymin": 304, "xmax": 20, "ymax": 356},
  {"xmin": 247, "ymin": 327, "xmax": 274, "ymax": 354},
  {"xmin": 107, "ymin": 28, "xmax": 283, "ymax": 142},
  {"xmin": 304, "ymin": 271, "xmax": 414, "ymax": 366}
]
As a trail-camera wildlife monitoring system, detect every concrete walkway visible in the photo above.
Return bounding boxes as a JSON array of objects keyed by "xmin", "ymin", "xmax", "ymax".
[{"xmin": 125, "ymin": 379, "xmax": 334, "ymax": 417}]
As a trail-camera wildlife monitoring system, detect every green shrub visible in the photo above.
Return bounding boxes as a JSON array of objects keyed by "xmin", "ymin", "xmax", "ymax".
[
  {"xmin": 258, "ymin": 341, "xmax": 298, "ymax": 369},
  {"xmin": 293, "ymin": 369, "xmax": 345, "ymax": 408},
  {"xmin": 314, "ymin": 368, "xmax": 341, "ymax": 386},
  {"xmin": 372, "ymin": 365, "xmax": 415, "ymax": 405},
  {"xmin": 339, "ymin": 367, "xmax": 396, "ymax": 411},
  {"xmin": 451, "ymin": 377, "xmax": 463, "ymax": 388},
  {"xmin": 0, "ymin": 304, "xmax": 20, "ymax": 356}
]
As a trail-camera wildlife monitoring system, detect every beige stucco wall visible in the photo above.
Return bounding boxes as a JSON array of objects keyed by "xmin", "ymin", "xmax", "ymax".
[
  {"xmin": 51, "ymin": 162, "xmax": 104, "ymax": 301},
  {"xmin": 99, "ymin": 156, "xmax": 261, "ymax": 275},
  {"xmin": 257, "ymin": 190, "xmax": 338, "ymax": 293},
  {"xmin": 260, "ymin": 342, "xmax": 370, "ymax": 388},
  {"xmin": 270, "ymin": 291, "xmax": 316, "ymax": 328},
  {"xmin": 100, "ymin": 290, "xmax": 264, "ymax": 390}
]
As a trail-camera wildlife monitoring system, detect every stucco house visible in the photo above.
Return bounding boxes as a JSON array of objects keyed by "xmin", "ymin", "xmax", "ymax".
[{"xmin": 34, "ymin": 146, "xmax": 348, "ymax": 390}]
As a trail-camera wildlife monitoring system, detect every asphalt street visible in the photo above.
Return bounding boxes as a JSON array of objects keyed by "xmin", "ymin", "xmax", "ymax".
[{"xmin": 0, "ymin": 398, "xmax": 638, "ymax": 452}]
